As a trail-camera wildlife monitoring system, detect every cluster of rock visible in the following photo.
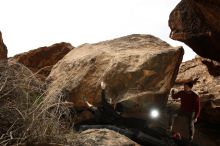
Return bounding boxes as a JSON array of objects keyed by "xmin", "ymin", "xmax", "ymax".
[
  {"xmin": 1, "ymin": 19, "xmax": 220, "ymax": 145},
  {"xmin": 0, "ymin": 32, "xmax": 185, "ymax": 145}
]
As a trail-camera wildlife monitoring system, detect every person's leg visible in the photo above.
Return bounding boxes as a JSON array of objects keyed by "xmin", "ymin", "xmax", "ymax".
[
  {"xmin": 168, "ymin": 115, "xmax": 174, "ymax": 132},
  {"xmin": 168, "ymin": 109, "xmax": 179, "ymax": 132},
  {"xmin": 101, "ymin": 88, "xmax": 111, "ymax": 107},
  {"xmin": 189, "ymin": 112, "xmax": 195, "ymax": 141},
  {"xmin": 101, "ymin": 82, "xmax": 108, "ymax": 105}
]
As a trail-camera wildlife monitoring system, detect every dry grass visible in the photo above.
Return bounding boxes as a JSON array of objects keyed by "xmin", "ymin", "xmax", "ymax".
[{"xmin": 0, "ymin": 61, "xmax": 75, "ymax": 146}]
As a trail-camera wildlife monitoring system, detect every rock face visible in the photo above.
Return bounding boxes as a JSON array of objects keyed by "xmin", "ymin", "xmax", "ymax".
[
  {"xmin": 174, "ymin": 57, "xmax": 220, "ymax": 124},
  {"xmin": 72, "ymin": 129, "xmax": 139, "ymax": 146},
  {"xmin": 11, "ymin": 42, "xmax": 74, "ymax": 80},
  {"xmin": 47, "ymin": 34, "xmax": 184, "ymax": 118},
  {"xmin": 0, "ymin": 31, "xmax": 7, "ymax": 60},
  {"xmin": 169, "ymin": 0, "xmax": 220, "ymax": 62}
]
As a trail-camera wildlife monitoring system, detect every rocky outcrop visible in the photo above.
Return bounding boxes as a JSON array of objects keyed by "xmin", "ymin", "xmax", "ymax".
[
  {"xmin": 47, "ymin": 34, "xmax": 184, "ymax": 119},
  {"xmin": 174, "ymin": 57, "xmax": 220, "ymax": 124},
  {"xmin": 169, "ymin": 0, "xmax": 220, "ymax": 62},
  {"xmin": 72, "ymin": 129, "xmax": 139, "ymax": 146},
  {"xmin": 0, "ymin": 31, "xmax": 7, "ymax": 60},
  {"xmin": 11, "ymin": 42, "xmax": 74, "ymax": 80}
]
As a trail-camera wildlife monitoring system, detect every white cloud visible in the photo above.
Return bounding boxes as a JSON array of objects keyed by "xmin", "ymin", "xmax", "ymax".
[{"xmin": 0, "ymin": 0, "xmax": 196, "ymax": 61}]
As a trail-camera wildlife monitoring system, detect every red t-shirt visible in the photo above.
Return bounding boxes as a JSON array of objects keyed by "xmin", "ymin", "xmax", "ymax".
[{"xmin": 172, "ymin": 91, "xmax": 200, "ymax": 119}]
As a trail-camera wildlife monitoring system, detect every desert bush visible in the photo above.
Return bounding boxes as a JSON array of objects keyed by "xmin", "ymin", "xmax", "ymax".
[{"xmin": 0, "ymin": 61, "xmax": 74, "ymax": 146}]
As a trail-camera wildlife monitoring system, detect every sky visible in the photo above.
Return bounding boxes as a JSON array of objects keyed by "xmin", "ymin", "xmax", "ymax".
[{"xmin": 0, "ymin": 0, "xmax": 196, "ymax": 61}]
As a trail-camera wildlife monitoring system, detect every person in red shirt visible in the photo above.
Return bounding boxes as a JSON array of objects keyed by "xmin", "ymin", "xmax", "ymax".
[{"xmin": 168, "ymin": 82, "xmax": 200, "ymax": 141}]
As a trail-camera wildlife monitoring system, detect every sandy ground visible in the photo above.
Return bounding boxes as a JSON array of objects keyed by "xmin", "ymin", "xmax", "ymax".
[{"xmin": 171, "ymin": 115, "xmax": 219, "ymax": 146}]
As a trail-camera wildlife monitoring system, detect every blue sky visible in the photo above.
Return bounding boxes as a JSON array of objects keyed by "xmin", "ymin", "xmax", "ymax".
[{"xmin": 0, "ymin": 0, "xmax": 196, "ymax": 61}]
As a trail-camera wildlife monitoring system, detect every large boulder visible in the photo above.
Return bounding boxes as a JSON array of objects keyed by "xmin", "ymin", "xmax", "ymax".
[
  {"xmin": 72, "ymin": 129, "xmax": 139, "ymax": 146},
  {"xmin": 174, "ymin": 57, "xmax": 220, "ymax": 124},
  {"xmin": 169, "ymin": 0, "xmax": 220, "ymax": 62},
  {"xmin": 0, "ymin": 31, "xmax": 7, "ymax": 60},
  {"xmin": 46, "ymin": 34, "xmax": 184, "ymax": 118},
  {"xmin": 11, "ymin": 42, "xmax": 74, "ymax": 80}
]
